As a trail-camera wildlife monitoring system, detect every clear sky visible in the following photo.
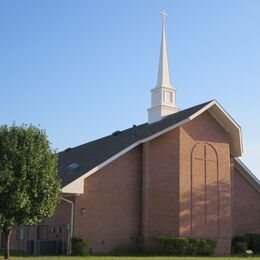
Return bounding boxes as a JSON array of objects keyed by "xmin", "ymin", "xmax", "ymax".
[{"xmin": 0, "ymin": 0, "xmax": 259, "ymax": 179}]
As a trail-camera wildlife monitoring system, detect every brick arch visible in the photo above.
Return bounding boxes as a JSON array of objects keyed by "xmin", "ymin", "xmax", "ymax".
[{"xmin": 190, "ymin": 142, "xmax": 219, "ymax": 237}]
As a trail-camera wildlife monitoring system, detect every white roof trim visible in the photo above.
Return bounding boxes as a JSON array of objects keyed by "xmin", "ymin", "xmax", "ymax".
[
  {"xmin": 234, "ymin": 158, "xmax": 260, "ymax": 193},
  {"xmin": 62, "ymin": 100, "xmax": 243, "ymax": 194},
  {"xmin": 208, "ymin": 100, "xmax": 242, "ymax": 156},
  {"xmin": 62, "ymin": 118, "xmax": 190, "ymax": 194}
]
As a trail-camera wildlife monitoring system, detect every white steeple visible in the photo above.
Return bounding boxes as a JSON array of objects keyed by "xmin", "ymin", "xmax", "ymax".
[{"xmin": 148, "ymin": 10, "xmax": 179, "ymax": 124}]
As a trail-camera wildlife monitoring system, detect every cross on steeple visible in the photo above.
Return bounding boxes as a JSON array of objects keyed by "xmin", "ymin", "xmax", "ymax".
[{"xmin": 160, "ymin": 9, "xmax": 168, "ymax": 24}]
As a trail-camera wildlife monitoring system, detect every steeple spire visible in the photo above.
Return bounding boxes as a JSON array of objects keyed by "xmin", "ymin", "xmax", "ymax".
[
  {"xmin": 156, "ymin": 10, "xmax": 172, "ymax": 88},
  {"xmin": 147, "ymin": 10, "xmax": 179, "ymax": 124}
]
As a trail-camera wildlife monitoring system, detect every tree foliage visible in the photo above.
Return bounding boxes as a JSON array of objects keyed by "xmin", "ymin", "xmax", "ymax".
[{"xmin": 0, "ymin": 124, "xmax": 61, "ymax": 259}]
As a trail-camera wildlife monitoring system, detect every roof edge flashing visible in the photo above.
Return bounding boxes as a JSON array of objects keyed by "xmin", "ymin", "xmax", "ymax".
[
  {"xmin": 195, "ymin": 100, "xmax": 243, "ymax": 157},
  {"xmin": 234, "ymin": 158, "xmax": 260, "ymax": 192},
  {"xmin": 61, "ymin": 117, "xmax": 191, "ymax": 194},
  {"xmin": 60, "ymin": 100, "xmax": 243, "ymax": 194}
]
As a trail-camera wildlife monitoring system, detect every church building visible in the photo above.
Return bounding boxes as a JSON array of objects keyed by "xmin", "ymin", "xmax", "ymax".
[{"xmin": 6, "ymin": 11, "xmax": 260, "ymax": 255}]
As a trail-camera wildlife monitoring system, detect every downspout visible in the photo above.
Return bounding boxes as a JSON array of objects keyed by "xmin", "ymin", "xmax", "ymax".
[{"xmin": 61, "ymin": 197, "xmax": 74, "ymax": 255}]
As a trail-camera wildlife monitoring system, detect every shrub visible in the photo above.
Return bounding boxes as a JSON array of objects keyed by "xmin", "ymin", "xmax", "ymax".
[
  {"xmin": 154, "ymin": 237, "xmax": 189, "ymax": 255},
  {"xmin": 130, "ymin": 235, "xmax": 144, "ymax": 252},
  {"xmin": 185, "ymin": 237, "xmax": 198, "ymax": 256},
  {"xmin": 232, "ymin": 242, "xmax": 248, "ymax": 254},
  {"xmin": 196, "ymin": 238, "xmax": 217, "ymax": 256},
  {"xmin": 232, "ymin": 235, "xmax": 250, "ymax": 245},
  {"xmin": 247, "ymin": 234, "xmax": 260, "ymax": 253},
  {"xmin": 71, "ymin": 236, "xmax": 88, "ymax": 256},
  {"xmin": 231, "ymin": 236, "xmax": 249, "ymax": 254},
  {"xmin": 130, "ymin": 235, "xmax": 144, "ymax": 245},
  {"xmin": 153, "ymin": 236, "xmax": 217, "ymax": 256},
  {"xmin": 171, "ymin": 237, "xmax": 189, "ymax": 255}
]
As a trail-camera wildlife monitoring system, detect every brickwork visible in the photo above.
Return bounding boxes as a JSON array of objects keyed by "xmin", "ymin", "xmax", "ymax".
[
  {"xmin": 7, "ymin": 111, "xmax": 260, "ymax": 256},
  {"xmin": 9, "ymin": 225, "xmax": 40, "ymax": 252},
  {"xmin": 142, "ymin": 128, "xmax": 180, "ymax": 249},
  {"xmin": 73, "ymin": 146, "xmax": 143, "ymax": 253},
  {"xmin": 179, "ymin": 111, "xmax": 232, "ymax": 255},
  {"xmin": 42, "ymin": 199, "xmax": 72, "ymax": 250},
  {"xmin": 231, "ymin": 163, "xmax": 260, "ymax": 236}
]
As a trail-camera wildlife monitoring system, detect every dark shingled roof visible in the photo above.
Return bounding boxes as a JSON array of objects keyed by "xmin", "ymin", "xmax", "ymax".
[{"xmin": 58, "ymin": 100, "xmax": 213, "ymax": 187}]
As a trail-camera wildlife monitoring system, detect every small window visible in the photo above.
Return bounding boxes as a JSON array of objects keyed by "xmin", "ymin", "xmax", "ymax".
[{"xmin": 18, "ymin": 225, "xmax": 24, "ymax": 240}]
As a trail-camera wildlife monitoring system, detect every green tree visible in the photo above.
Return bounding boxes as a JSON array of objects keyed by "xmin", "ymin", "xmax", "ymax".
[{"xmin": 0, "ymin": 124, "xmax": 61, "ymax": 259}]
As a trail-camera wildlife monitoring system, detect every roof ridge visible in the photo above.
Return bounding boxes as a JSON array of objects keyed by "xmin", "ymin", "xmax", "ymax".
[{"xmin": 60, "ymin": 100, "xmax": 213, "ymax": 154}]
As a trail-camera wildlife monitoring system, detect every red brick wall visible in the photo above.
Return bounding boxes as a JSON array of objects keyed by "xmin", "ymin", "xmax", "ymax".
[
  {"xmin": 7, "ymin": 200, "xmax": 71, "ymax": 254},
  {"xmin": 179, "ymin": 111, "xmax": 232, "ymax": 255},
  {"xmin": 6, "ymin": 225, "xmax": 39, "ymax": 252},
  {"xmin": 74, "ymin": 146, "xmax": 143, "ymax": 253},
  {"xmin": 43, "ymin": 199, "xmax": 72, "ymax": 243},
  {"xmin": 58, "ymin": 111, "xmax": 236, "ymax": 255},
  {"xmin": 231, "ymin": 164, "xmax": 260, "ymax": 236},
  {"xmin": 9, "ymin": 110, "xmax": 259, "ymax": 256},
  {"xmin": 142, "ymin": 128, "xmax": 180, "ymax": 248},
  {"xmin": 9, "ymin": 227, "xmax": 25, "ymax": 252}
]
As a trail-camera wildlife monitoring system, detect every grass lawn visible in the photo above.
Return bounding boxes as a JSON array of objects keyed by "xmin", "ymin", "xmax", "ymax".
[
  {"xmin": 1, "ymin": 256, "xmax": 260, "ymax": 260},
  {"xmin": 0, "ymin": 251, "xmax": 260, "ymax": 260}
]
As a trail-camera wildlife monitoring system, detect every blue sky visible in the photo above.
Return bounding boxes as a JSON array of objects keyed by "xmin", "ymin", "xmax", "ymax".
[{"xmin": 0, "ymin": 0, "xmax": 259, "ymax": 178}]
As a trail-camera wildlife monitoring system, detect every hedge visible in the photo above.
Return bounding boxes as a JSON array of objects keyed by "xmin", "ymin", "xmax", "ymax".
[{"xmin": 153, "ymin": 236, "xmax": 217, "ymax": 256}]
